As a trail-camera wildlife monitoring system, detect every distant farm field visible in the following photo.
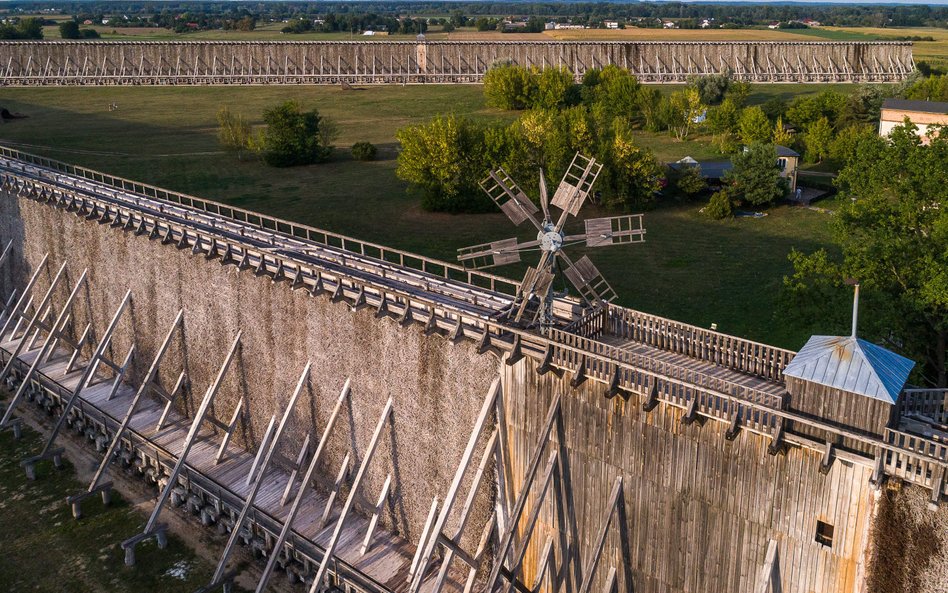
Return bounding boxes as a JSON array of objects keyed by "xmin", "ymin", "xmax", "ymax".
[{"xmin": 0, "ymin": 83, "xmax": 855, "ymax": 348}]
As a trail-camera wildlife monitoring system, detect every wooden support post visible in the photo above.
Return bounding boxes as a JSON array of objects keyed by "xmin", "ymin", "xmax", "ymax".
[
  {"xmin": 819, "ymin": 442, "xmax": 834, "ymax": 475},
  {"xmin": 0, "ymin": 252, "xmax": 48, "ymax": 341},
  {"xmin": 642, "ymin": 382, "xmax": 659, "ymax": 412},
  {"xmin": 255, "ymin": 378, "xmax": 352, "ymax": 593},
  {"xmin": 1, "ymin": 267, "xmax": 87, "ymax": 429},
  {"xmin": 26, "ymin": 291, "xmax": 133, "ymax": 478},
  {"xmin": 208, "ymin": 362, "xmax": 310, "ymax": 589},
  {"xmin": 681, "ymin": 395, "xmax": 699, "ymax": 426},
  {"xmin": 320, "ymin": 453, "xmax": 351, "ymax": 528},
  {"xmin": 330, "ymin": 281, "xmax": 345, "ymax": 303},
  {"xmin": 754, "ymin": 539, "xmax": 781, "ymax": 593},
  {"xmin": 537, "ymin": 344, "xmax": 561, "ymax": 377},
  {"xmin": 767, "ymin": 419, "xmax": 785, "ymax": 456},
  {"xmin": 930, "ymin": 466, "xmax": 945, "ymax": 511},
  {"xmin": 308, "ymin": 397, "xmax": 394, "ymax": 593},
  {"xmin": 361, "ymin": 473, "xmax": 392, "ymax": 554},
  {"xmin": 605, "ymin": 366, "xmax": 625, "ymax": 400},
  {"xmin": 281, "ymin": 432, "xmax": 312, "ymax": 506},
  {"xmin": 477, "ymin": 329, "xmax": 491, "ymax": 354},
  {"xmin": 725, "ymin": 410, "xmax": 742, "ymax": 441},
  {"xmin": 213, "ymin": 397, "xmax": 244, "ymax": 464},
  {"xmin": 870, "ymin": 449, "xmax": 886, "ymax": 490},
  {"xmin": 408, "ymin": 497, "xmax": 440, "ymax": 584},
  {"xmin": 505, "ymin": 335, "xmax": 524, "ymax": 366},
  {"xmin": 570, "ymin": 356, "xmax": 587, "ymax": 388},
  {"xmin": 121, "ymin": 332, "xmax": 241, "ymax": 564},
  {"xmin": 69, "ymin": 310, "xmax": 184, "ymax": 519},
  {"xmin": 375, "ymin": 296, "xmax": 390, "ymax": 319},
  {"xmin": 448, "ymin": 319, "xmax": 464, "ymax": 342},
  {"xmin": 398, "ymin": 303, "xmax": 414, "ymax": 326},
  {"xmin": 0, "ymin": 259, "xmax": 66, "ymax": 384},
  {"xmin": 424, "ymin": 312, "xmax": 440, "ymax": 336}
]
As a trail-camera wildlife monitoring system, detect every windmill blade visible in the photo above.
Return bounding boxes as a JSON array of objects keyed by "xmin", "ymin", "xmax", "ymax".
[
  {"xmin": 564, "ymin": 214, "xmax": 646, "ymax": 247},
  {"xmin": 551, "ymin": 153, "xmax": 603, "ymax": 223},
  {"xmin": 479, "ymin": 168, "xmax": 542, "ymax": 230},
  {"xmin": 512, "ymin": 264, "xmax": 556, "ymax": 323},
  {"xmin": 538, "ymin": 168, "xmax": 551, "ymax": 224},
  {"xmin": 558, "ymin": 252, "xmax": 617, "ymax": 306},
  {"xmin": 457, "ymin": 237, "xmax": 541, "ymax": 270}
]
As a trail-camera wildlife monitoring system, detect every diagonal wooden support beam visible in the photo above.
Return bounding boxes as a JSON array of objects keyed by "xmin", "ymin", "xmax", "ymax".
[
  {"xmin": 767, "ymin": 419, "xmax": 785, "ymax": 456},
  {"xmin": 308, "ymin": 397, "xmax": 394, "ymax": 593},
  {"xmin": 67, "ymin": 310, "xmax": 184, "ymax": 519},
  {"xmin": 208, "ymin": 361, "xmax": 311, "ymax": 589},
  {"xmin": 320, "ymin": 452, "xmax": 351, "ymax": 528},
  {"xmin": 281, "ymin": 432, "xmax": 312, "ymax": 507},
  {"xmin": 121, "ymin": 331, "xmax": 242, "ymax": 565},
  {"xmin": 27, "ymin": 290, "xmax": 133, "ymax": 476},
  {"xmin": 578, "ymin": 476, "xmax": 630, "ymax": 593},
  {"xmin": 485, "ymin": 393, "xmax": 562, "ymax": 593},
  {"xmin": 754, "ymin": 539, "xmax": 780, "ymax": 593},
  {"xmin": 570, "ymin": 356, "xmax": 587, "ymax": 388},
  {"xmin": 1, "ymin": 267, "xmax": 87, "ymax": 429},
  {"xmin": 255, "ymin": 378, "xmax": 352, "ymax": 593},
  {"xmin": 0, "ymin": 258, "xmax": 64, "ymax": 381},
  {"xmin": 642, "ymin": 382, "xmax": 659, "ymax": 413},
  {"xmin": 214, "ymin": 396, "xmax": 244, "ymax": 464},
  {"xmin": 361, "ymin": 473, "xmax": 392, "ymax": 554},
  {"xmin": 725, "ymin": 409, "xmax": 742, "ymax": 441},
  {"xmin": 410, "ymin": 378, "xmax": 501, "ymax": 593}
]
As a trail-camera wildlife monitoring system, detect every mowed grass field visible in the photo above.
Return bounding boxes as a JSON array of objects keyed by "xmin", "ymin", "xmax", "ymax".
[{"xmin": 0, "ymin": 84, "xmax": 852, "ymax": 348}]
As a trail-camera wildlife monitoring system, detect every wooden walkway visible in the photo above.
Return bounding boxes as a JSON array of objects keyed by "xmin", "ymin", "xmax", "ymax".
[{"xmin": 0, "ymin": 330, "xmax": 443, "ymax": 593}]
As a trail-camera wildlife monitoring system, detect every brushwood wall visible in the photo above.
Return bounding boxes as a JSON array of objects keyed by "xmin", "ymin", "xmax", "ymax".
[
  {"xmin": 0, "ymin": 190, "xmax": 500, "ymax": 546},
  {"xmin": 0, "ymin": 40, "xmax": 914, "ymax": 85}
]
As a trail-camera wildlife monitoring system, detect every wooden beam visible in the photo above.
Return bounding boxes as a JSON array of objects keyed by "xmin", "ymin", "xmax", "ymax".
[
  {"xmin": 121, "ymin": 331, "xmax": 241, "ymax": 565},
  {"xmin": 578, "ymin": 476, "xmax": 624, "ymax": 593},
  {"xmin": 308, "ymin": 397, "xmax": 394, "ymax": 593},
  {"xmin": 754, "ymin": 539, "xmax": 780, "ymax": 593},
  {"xmin": 254, "ymin": 377, "xmax": 352, "ymax": 593},
  {"xmin": 208, "ymin": 361, "xmax": 310, "ymax": 588}
]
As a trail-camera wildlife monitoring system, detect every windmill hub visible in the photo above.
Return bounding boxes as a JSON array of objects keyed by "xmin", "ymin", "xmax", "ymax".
[{"xmin": 538, "ymin": 226, "xmax": 564, "ymax": 253}]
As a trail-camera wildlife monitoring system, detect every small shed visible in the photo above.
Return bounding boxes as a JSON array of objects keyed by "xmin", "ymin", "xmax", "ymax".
[{"xmin": 783, "ymin": 335, "xmax": 915, "ymax": 445}]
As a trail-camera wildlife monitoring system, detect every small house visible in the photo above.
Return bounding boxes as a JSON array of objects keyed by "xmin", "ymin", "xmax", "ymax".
[
  {"xmin": 670, "ymin": 145, "xmax": 800, "ymax": 192},
  {"xmin": 879, "ymin": 98, "xmax": 948, "ymax": 144}
]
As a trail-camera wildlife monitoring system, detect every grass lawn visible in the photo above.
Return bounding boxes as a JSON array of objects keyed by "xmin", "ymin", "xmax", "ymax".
[
  {"xmin": 0, "ymin": 408, "xmax": 222, "ymax": 592},
  {"xmin": 0, "ymin": 84, "xmax": 852, "ymax": 349}
]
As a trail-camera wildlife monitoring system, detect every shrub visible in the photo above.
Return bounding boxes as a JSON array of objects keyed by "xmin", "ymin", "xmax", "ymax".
[
  {"xmin": 706, "ymin": 189, "xmax": 734, "ymax": 219},
  {"xmin": 351, "ymin": 141, "xmax": 377, "ymax": 161}
]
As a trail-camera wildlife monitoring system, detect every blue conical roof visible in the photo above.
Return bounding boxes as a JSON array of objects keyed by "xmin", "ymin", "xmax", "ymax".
[{"xmin": 783, "ymin": 335, "xmax": 915, "ymax": 404}]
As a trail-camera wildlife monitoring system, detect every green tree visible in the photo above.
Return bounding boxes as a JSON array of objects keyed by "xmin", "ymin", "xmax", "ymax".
[
  {"xmin": 599, "ymin": 119, "xmax": 663, "ymax": 210},
  {"xmin": 667, "ymin": 88, "xmax": 704, "ymax": 141},
  {"xmin": 688, "ymin": 72, "xmax": 731, "ymax": 105},
  {"xmin": 483, "ymin": 64, "xmax": 537, "ymax": 110},
  {"xmin": 636, "ymin": 86, "xmax": 664, "ymax": 132},
  {"xmin": 829, "ymin": 124, "xmax": 877, "ymax": 166},
  {"xmin": 216, "ymin": 106, "xmax": 253, "ymax": 159},
  {"xmin": 671, "ymin": 164, "xmax": 707, "ymax": 198},
  {"xmin": 781, "ymin": 123, "xmax": 948, "ymax": 386},
  {"xmin": 724, "ymin": 144, "xmax": 787, "ymax": 207},
  {"xmin": 904, "ymin": 74, "xmax": 948, "ymax": 102},
  {"xmin": 772, "ymin": 116, "xmax": 793, "ymax": 147},
  {"xmin": 59, "ymin": 20, "xmax": 81, "ymax": 39},
  {"xmin": 708, "ymin": 98, "xmax": 741, "ymax": 153},
  {"xmin": 534, "ymin": 66, "xmax": 577, "ymax": 110},
  {"xmin": 803, "ymin": 116, "xmax": 833, "ymax": 164},
  {"xmin": 259, "ymin": 101, "xmax": 333, "ymax": 167},
  {"xmin": 395, "ymin": 115, "xmax": 493, "ymax": 213},
  {"xmin": 725, "ymin": 81, "xmax": 751, "ymax": 108},
  {"xmin": 738, "ymin": 106, "xmax": 772, "ymax": 146},
  {"xmin": 585, "ymin": 65, "xmax": 641, "ymax": 125},
  {"xmin": 705, "ymin": 188, "xmax": 734, "ymax": 219}
]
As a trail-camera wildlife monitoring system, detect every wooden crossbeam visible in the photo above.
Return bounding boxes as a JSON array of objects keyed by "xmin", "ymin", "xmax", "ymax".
[
  {"xmin": 308, "ymin": 397, "xmax": 394, "ymax": 593},
  {"xmin": 577, "ymin": 476, "xmax": 632, "ymax": 593},
  {"xmin": 319, "ymin": 452, "xmax": 351, "ymax": 528},
  {"xmin": 25, "ymin": 290, "xmax": 134, "ymax": 478},
  {"xmin": 121, "ymin": 331, "xmax": 242, "ymax": 566},
  {"xmin": 68, "ymin": 309, "xmax": 184, "ymax": 519},
  {"xmin": 207, "ymin": 361, "xmax": 311, "ymax": 590},
  {"xmin": 1, "ymin": 267, "xmax": 87, "ymax": 429},
  {"xmin": 254, "ymin": 378, "xmax": 352, "ymax": 593}
]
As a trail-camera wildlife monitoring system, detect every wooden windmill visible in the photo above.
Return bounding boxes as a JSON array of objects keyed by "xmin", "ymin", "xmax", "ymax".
[{"xmin": 457, "ymin": 152, "xmax": 646, "ymax": 329}]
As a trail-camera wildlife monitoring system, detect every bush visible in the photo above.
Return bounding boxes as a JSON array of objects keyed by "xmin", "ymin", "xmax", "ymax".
[
  {"xmin": 351, "ymin": 141, "xmax": 377, "ymax": 161},
  {"xmin": 260, "ymin": 101, "xmax": 334, "ymax": 167},
  {"xmin": 706, "ymin": 189, "xmax": 734, "ymax": 219},
  {"xmin": 671, "ymin": 165, "xmax": 707, "ymax": 198}
]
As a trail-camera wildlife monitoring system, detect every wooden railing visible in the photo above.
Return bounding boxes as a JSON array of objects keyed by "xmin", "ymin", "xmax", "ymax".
[
  {"xmin": 883, "ymin": 427, "xmax": 948, "ymax": 496},
  {"xmin": 901, "ymin": 389, "xmax": 948, "ymax": 425},
  {"xmin": 0, "ymin": 145, "xmax": 520, "ymax": 297},
  {"xmin": 605, "ymin": 306, "xmax": 796, "ymax": 383},
  {"xmin": 548, "ymin": 328, "xmax": 786, "ymax": 434},
  {"xmin": 561, "ymin": 306, "xmax": 607, "ymax": 340}
]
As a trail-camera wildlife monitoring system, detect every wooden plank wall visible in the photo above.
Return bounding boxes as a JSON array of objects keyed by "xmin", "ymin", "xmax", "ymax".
[{"xmin": 502, "ymin": 357, "xmax": 878, "ymax": 593}]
